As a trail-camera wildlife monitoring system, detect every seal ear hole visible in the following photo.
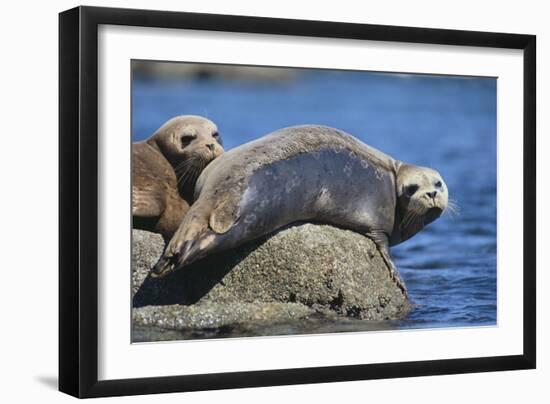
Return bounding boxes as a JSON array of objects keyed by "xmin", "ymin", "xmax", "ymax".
[{"xmin": 406, "ymin": 184, "xmax": 419, "ymax": 197}]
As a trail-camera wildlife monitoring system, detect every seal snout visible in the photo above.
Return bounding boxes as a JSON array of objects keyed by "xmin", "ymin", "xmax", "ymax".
[{"xmin": 426, "ymin": 190, "xmax": 438, "ymax": 199}]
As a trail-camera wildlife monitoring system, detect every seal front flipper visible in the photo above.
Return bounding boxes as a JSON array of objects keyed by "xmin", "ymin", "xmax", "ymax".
[
  {"xmin": 369, "ymin": 232, "xmax": 408, "ymax": 297},
  {"xmin": 150, "ymin": 196, "xmax": 239, "ymax": 278},
  {"xmin": 150, "ymin": 209, "xmax": 210, "ymax": 278}
]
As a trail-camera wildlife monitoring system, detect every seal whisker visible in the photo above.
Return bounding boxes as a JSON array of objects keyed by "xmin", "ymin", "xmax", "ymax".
[
  {"xmin": 407, "ymin": 212, "xmax": 418, "ymax": 228},
  {"xmin": 401, "ymin": 210, "xmax": 420, "ymax": 231},
  {"xmin": 405, "ymin": 213, "xmax": 417, "ymax": 229},
  {"xmin": 412, "ymin": 214, "xmax": 422, "ymax": 233},
  {"xmin": 177, "ymin": 156, "xmax": 202, "ymax": 176},
  {"xmin": 176, "ymin": 157, "xmax": 201, "ymax": 173},
  {"xmin": 175, "ymin": 159, "xmax": 192, "ymax": 172},
  {"xmin": 174, "ymin": 155, "xmax": 200, "ymax": 172},
  {"xmin": 175, "ymin": 162, "xmax": 193, "ymax": 175},
  {"xmin": 176, "ymin": 164, "xmax": 194, "ymax": 183},
  {"xmin": 174, "ymin": 159, "xmax": 190, "ymax": 172},
  {"xmin": 177, "ymin": 157, "xmax": 208, "ymax": 189},
  {"xmin": 176, "ymin": 159, "xmax": 197, "ymax": 173},
  {"xmin": 400, "ymin": 211, "xmax": 412, "ymax": 231},
  {"xmin": 445, "ymin": 200, "xmax": 460, "ymax": 217}
]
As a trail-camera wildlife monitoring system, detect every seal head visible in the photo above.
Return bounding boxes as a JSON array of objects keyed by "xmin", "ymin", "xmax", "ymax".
[
  {"xmin": 391, "ymin": 163, "xmax": 448, "ymax": 245},
  {"xmin": 148, "ymin": 115, "xmax": 224, "ymax": 195}
]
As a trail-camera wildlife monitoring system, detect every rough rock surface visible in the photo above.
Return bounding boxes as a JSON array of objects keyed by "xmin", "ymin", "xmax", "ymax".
[
  {"xmin": 134, "ymin": 302, "xmax": 316, "ymax": 331},
  {"xmin": 132, "ymin": 224, "xmax": 410, "ymax": 333},
  {"xmin": 131, "ymin": 230, "xmax": 165, "ymax": 297}
]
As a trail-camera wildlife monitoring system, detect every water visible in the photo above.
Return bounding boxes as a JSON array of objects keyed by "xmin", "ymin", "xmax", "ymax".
[{"xmin": 132, "ymin": 66, "xmax": 497, "ymax": 335}]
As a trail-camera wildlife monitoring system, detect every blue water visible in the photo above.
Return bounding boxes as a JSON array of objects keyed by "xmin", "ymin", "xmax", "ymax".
[{"xmin": 132, "ymin": 67, "xmax": 497, "ymax": 331}]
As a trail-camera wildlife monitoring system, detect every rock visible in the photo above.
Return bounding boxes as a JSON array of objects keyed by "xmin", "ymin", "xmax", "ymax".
[
  {"xmin": 131, "ymin": 230, "xmax": 164, "ymax": 297},
  {"xmin": 132, "ymin": 224, "xmax": 411, "ymax": 333},
  {"xmin": 133, "ymin": 302, "xmax": 316, "ymax": 331}
]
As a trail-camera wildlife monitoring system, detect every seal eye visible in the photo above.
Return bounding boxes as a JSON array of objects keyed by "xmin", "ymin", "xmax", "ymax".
[
  {"xmin": 180, "ymin": 135, "xmax": 195, "ymax": 148},
  {"xmin": 212, "ymin": 131, "xmax": 223, "ymax": 146},
  {"xmin": 435, "ymin": 180, "xmax": 442, "ymax": 188},
  {"xmin": 406, "ymin": 184, "xmax": 419, "ymax": 197}
]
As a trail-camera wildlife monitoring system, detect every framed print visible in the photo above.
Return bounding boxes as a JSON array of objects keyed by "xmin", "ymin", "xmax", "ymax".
[{"xmin": 59, "ymin": 6, "xmax": 536, "ymax": 398}]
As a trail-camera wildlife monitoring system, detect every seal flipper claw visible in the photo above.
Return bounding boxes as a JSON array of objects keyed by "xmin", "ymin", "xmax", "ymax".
[
  {"xmin": 150, "ymin": 253, "xmax": 178, "ymax": 279},
  {"xmin": 179, "ymin": 238, "xmax": 196, "ymax": 263},
  {"xmin": 369, "ymin": 232, "xmax": 408, "ymax": 297},
  {"xmin": 175, "ymin": 230, "xmax": 218, "ymax": 268},
  {"xmin": 386, "ymin": 257, "xmax": 408, "ymax": 297}
]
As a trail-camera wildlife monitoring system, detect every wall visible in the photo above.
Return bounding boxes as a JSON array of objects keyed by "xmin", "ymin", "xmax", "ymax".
[{"xmin": 0, "ymin": 0, "xmax": 546, "ymax": 402}]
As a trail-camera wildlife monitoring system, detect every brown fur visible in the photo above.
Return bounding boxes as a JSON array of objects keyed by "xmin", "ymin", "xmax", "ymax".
[{"xmin": 132, "ymin": 115, "xmax": 223, "ymax": 241}]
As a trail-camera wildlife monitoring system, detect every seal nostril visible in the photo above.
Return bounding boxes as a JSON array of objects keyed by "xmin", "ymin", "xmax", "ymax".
[
  {"xmin": 427, "ymin": 191, "xmax": 437, "ymax": 199},
  {"xmin": 206, "ymin": 143, "xmax": 215, "ymax": 151}
]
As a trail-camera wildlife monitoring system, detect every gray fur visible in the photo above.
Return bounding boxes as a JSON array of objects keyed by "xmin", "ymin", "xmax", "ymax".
[{"xmin": 153, "ymin": 125, "xmax": 448, "ymax": 293}]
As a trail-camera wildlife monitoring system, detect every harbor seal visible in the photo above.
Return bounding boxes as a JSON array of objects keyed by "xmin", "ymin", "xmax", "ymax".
[
  {"xmin": 152, "ymin": 125, "xmax": 448, "ymax": 293},
  {"xmin": 132, "ymin": 115, "xmax": 224, "ymax": 240}
]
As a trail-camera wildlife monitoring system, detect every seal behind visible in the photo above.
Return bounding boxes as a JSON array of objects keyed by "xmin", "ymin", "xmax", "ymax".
[{"xmin": 132, "ymin": 115, "xmax": 223, "ymax": 241}]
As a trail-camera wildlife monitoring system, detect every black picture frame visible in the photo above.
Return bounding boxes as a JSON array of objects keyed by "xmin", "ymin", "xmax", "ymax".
[{"xmin": 59, "ymin": 5, "xmax": 536, "ymax": 398}]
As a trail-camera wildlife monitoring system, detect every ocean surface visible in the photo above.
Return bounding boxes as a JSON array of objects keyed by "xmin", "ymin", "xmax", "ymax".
[{"xmin": 132, "ymin": 66, "xmax": 497, "ymax": 336}]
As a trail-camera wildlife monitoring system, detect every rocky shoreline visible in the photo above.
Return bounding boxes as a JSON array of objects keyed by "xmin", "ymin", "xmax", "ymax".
[{"xmin": 132, "ymin": 224, "xmax": 410, "ymax": 340}]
